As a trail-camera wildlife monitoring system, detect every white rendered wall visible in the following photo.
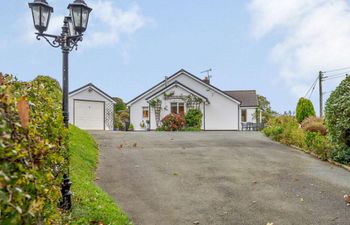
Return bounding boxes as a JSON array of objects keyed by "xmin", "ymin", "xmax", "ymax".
[{"xmin": 129, "ymin": 72, "xmax": 240, "ymax": 131}]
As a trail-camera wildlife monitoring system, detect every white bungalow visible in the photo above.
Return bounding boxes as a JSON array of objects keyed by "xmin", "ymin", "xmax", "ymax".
[{"xmin": 127, "ymin": 69, "xmax": 259, "ymax": 131}]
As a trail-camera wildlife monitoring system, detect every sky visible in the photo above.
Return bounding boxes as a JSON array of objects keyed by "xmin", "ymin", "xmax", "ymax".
[{"xmin": 1, "ymin": 0, "xmax": 350, "ymax": 114}]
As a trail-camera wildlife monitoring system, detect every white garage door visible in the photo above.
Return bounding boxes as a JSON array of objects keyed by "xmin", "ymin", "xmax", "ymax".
[{"xmin": 74, "ymin": 100, "xmax": 104, "ymax": 130}]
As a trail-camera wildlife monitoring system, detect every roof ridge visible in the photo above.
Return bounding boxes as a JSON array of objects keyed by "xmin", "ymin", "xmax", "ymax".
[{"xmin": 224, "ymin": 90, "xmax": 256, "ymax": 92}]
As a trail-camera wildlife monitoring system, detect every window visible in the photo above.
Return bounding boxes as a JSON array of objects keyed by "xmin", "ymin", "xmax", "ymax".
[
  {"xmin": 179, "ymin": 103, "xmax": 185, "ymax": 114},
  {"xmin": 142, "ymin": 107, "xmax": 149, "ymax": 118},
  {"xmin": 171, "ymin": 103, "xmax": 178, "ymax": 114},
  {"xmin": 170, "ymin": 102, "xmax": 185, "ymax": 114},
  {"xmin": 241, "ymin": 109, "xmax": 247, "ymax": 122}
]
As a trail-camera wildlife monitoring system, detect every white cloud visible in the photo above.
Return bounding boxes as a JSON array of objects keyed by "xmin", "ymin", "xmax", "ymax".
[
  {"xmin": 249, "ymin": 0, "xmax": 350, "ymax": 96},
  {"xmin": 84, "ymin": 0, "xmax": 151, "ymax": 47},
  {"xmin": 22, "ymin": 0, "xmax": 151, "ymax": 47}
]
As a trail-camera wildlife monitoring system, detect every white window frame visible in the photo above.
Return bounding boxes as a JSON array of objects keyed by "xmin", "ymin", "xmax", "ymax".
[
  {"xmin": 170, "ymin": 102, "xmax": 185, "ymax": 114},
  {"xmin": 142, "ymin": 106, "xmax": 149, "ymax": 119}
]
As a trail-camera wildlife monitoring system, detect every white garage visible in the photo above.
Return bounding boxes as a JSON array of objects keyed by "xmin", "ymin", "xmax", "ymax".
[{"xmin": 69, "ymin": 83, "xmax": 116, "ymax": 130}]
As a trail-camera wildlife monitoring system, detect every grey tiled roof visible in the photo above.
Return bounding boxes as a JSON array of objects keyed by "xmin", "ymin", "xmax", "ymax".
[{"xmin": 224, "ymin": 90, "xmax": 258, "ymax": 107}]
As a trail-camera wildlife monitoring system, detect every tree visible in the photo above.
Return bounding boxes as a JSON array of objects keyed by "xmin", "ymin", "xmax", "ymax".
[
  {"xmin": 325, "ymin": 76, "xmax": 350, "ymax": 164},
  {"xmin": 113, "ymin": 97, "xmax": 126, "ymax": 112},
  {"xmin": 295, "ymin": 97, "xmax": 316, "ymax": 123},
  {"xmin": 256, "ymin": 95, "xmax": 278, "ymax": 124}
]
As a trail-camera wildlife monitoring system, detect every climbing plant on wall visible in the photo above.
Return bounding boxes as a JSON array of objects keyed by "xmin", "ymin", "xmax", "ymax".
[
  {"xmin": 185, "ymin": 94, "xmax": 203, "ymax": 110},
  {"xmin": 149, "ymin": 98, "xmax": 162, "ymax": 127}
]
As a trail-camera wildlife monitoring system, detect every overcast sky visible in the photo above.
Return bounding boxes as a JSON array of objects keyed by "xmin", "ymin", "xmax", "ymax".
[{"xmin": 1, "ymin": 0, "xmax": 350, "ymax": 113}]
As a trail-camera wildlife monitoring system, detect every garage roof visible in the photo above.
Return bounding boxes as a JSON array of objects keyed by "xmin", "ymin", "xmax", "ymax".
[{"xmin": 69, "ymin": 83, "xmax": 116, "ymax": 103}]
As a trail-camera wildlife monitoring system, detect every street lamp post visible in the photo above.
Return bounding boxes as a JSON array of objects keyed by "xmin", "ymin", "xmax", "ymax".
[{"xmin": 28, "ymin": 0, "xmax": 92, "ymax": 210}]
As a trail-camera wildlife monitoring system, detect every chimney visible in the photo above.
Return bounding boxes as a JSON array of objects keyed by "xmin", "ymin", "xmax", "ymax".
[
  {"xmin": 203, "ymin": 76, "xmax": 210, "ymax": 84},
  {"xmin": 165, "ymin": 76, "xmax": 168, "ymax": 87}
]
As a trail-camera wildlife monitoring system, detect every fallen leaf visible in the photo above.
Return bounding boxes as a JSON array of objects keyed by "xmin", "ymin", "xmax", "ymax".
[
  {"xmin": 118, "ymin": 144, "xmax": 123, "ymax": 149},
  {"xmin": 193, "ymin": 221, "xmax": 199, "ymax": 225},
  {"xmin": 300, "ymin": 198, "xmax": 304, "ymax": 202},
  {"xmin": 133, "ymin": 143, "xmax": 137, "ymax": 147},
  {"xmin": 266, "ymin": 223, "xmax": 274, "ymax": 225},
  {"xmin": 17, "ymin": 96, "xmax": 30, "ymax": 128},
  {"xmin": 344, "ymin": 194, "xmax": 350, "ymax": 204}
]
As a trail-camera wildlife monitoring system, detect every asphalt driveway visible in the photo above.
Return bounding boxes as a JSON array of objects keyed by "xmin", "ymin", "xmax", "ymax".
[{"xmin": 89, "ymin": 131, "xmax": 350, "ymax": 225}]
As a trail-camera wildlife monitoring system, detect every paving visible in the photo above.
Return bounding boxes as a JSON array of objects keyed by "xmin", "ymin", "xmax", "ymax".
[{"xmin": 89, "ymin": 131, "xmax": 350, "ymax": 225}]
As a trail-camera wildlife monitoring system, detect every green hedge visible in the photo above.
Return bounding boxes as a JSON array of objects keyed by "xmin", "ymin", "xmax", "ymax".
[
  {"xmin": 325, "ymin": 76, "xmax": 350, "ymax": 164},
  {"xmin": 0, "ymin": 74, "xmax": 68, "ymax": 224}
]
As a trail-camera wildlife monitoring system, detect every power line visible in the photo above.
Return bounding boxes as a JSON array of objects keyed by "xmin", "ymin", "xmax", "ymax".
[
  {"xmin": 304, "ymin": 76, "xmax": 319, "ymax": 98},
  {"xmin": 323, "ymin": 66, "xmax": 350, "ymax": 73},
  {"xmin": 324, "ymin": 73, "xmax": 347, "ymax": 81},
  {"xmin": 324, "ymin": 71, "xmax": 350, "ymax": 78},
  {"xmin": 308, "ymin": 81, "xmax": 317, "ymax": 99}
]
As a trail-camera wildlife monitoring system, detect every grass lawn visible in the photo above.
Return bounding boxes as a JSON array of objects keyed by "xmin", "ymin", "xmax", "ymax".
[{"xmin": 65, "ymin": 125, "xmax": 131, "ymax": 225}]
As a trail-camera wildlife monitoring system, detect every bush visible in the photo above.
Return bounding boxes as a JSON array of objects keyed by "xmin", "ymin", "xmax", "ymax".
[
  {"xmin": 114, "ymin": 113, "xmax": 124, "ymax": 130},
  {"xmin": 128, "ymin": 123, "xmax": 134, "ymax": 131},
  {"xmin": 325, "ymin": 76, "xmax": 350, "ymax": 164},
  {"xmin": 160, "ymin": 113, "xmax": 185, "ymax": 131},
  {"xmin": 304, "ymin": 132, "xmax": 331, "ymax": 160},
  {"xmin": 296, "ymin": 97, "xmax": 316, "ymax": 123},
  {"xmin": 114, "ymin": 110, "xmax": 129, "ymax": 130},
  {"xmin": 184, "ymin": 109, "xmax": 202, "ymax": 129},
  {"xmin": 1, "ymin": 74, "xmax": 68, "ymax": 224},
  {"xmin": 263, "ymin": 116, "xmax": 299, "ymax": 142},
  {"xmin": 301, "ymin": 116, "xmax": 327, "ymax": 136},
  {"xmin": 181, "ymin": 127, "xmax": 201, "ymax": 132}
]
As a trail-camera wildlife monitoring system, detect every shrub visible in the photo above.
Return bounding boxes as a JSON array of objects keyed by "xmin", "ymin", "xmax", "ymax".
[
  {"xmin": 114, "ymin": 113, "xmax": 124, "ymax": 130},
  {"xmin": 0, "ymin": 74, "xmax": 68, "ymax": 224},
  {"xmin": 184, "ymin": 109, "xmax": 203, "ymax": 129},
  {"xmin": 301, "ymin": 116, "xmax": 327, "ymax": 136},
  {"xmin": 128, "ymin": 123, "xmax": 134, "ymax": 131},
  {"xmin": 263, "ymin": 116, "xmax": 298, "ymax": 142},
  {"xmin": 325, "ymin": 76, "xmax": 350, "ymax": 164},
  {"xmin": 181, "ymin": 127, "xmax": 201, "ymax": 132},
  {"xmin": 114, "ymin": 110, "xmax": 129, "ymax": 130},
  {"xmin": 160, "ymin": 113, "xmax": 185, "ymax": 131},
  {"xmin": 304, "ymin": 132, "xmax": 331, "ymax": 160},
  {"xmin": 296, "ymin": 97, "xmax": 316, "ymax": 123}
]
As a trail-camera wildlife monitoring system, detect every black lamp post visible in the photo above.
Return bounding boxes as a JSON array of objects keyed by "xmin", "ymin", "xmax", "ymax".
[{"xmin": 28, "ymin": 0, "xmax": 92, "ymax": 210}]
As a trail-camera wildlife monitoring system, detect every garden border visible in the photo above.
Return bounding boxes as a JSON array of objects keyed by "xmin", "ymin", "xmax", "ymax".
[{"xmin": 289, "ymin": 144, "xmax": 350, "ymax": 172}]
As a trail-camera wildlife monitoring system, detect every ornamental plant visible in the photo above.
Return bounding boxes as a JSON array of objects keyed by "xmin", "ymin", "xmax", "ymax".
[
  {"xmin": 0, "ymin": 74, "xmax": 68, "ymax": 224},
  {"xmin": 160, "ymin": 113, "xmax": 185, "ymax": 131},
  {"xmin": 296, "ymin": 97, "xmax": 316, "ymax": 123},
  {"xmin": 184, "ymin": 109, "xmax": 203, "ymax": 129},
  {"xmin": 325, "ymin": 76, "xmax": 350, "ymax": 164},
  {"xmin": 301, "ymin": 116, "xmax": 327, "ymax": 136}
]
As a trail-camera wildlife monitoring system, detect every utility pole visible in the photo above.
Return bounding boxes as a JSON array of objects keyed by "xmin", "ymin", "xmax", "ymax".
[{"xmin": 319, "ymin": 71, "xmax": 323, "ymax": 117}]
